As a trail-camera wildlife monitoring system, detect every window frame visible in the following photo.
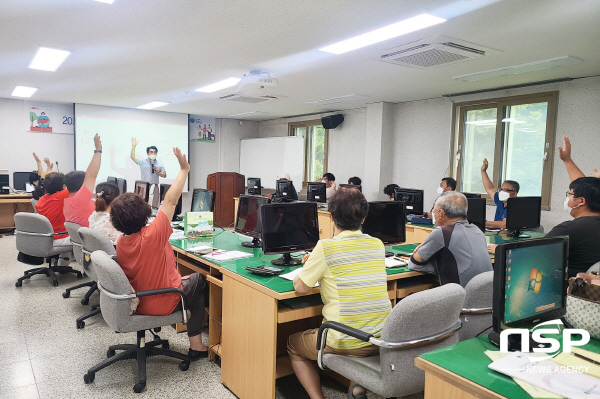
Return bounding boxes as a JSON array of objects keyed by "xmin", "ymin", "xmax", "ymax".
[
  {"xmin": 288, "ymin": 120, "xmax": 329, "ymax": 188},
  {"xmin": 450, "ymin": 91, "xmax": 558, "ymax": 209}
]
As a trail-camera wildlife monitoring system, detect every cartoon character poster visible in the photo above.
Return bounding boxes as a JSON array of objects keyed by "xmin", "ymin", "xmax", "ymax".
[
  {"xmin": 29, "ymin": 105, "xmax": 53, "ymax": 132},
  {"xmin": 189, "ymin": 115, "xmax": 216, "ymax": 142}
]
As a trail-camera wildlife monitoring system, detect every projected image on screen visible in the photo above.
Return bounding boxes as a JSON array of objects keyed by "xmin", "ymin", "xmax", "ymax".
[{"xmin": 75, "ymin": 104, "xmax": 189, "ymax": 192}]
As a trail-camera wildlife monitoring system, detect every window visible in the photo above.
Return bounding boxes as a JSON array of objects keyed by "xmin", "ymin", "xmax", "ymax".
[
  {"xmin": 451, "ymin": 92, "xmax": 558, "ymax": 208},
  {"xmin": 289, "ymin": 120, "xmax": 328, "ymax": 186}
]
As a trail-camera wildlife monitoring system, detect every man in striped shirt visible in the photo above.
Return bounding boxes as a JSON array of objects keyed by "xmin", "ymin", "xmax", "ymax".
[{"xmin": 289, "ymin": 187, "xmax": 391, "ymax": 399}]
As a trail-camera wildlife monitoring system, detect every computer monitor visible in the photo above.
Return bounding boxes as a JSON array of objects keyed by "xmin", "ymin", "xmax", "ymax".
[
  {"xmin": 107, "ymin": 176, "xmax": 118, "ymax": 185},
  {"xmin": 463, "ymin": 192, "xmax": 482, "ymax": 199},
  {"xmin": 159, "ymin": 184, "xmax": 183, "ymax": 220},
  {"xmin": 361, "ymin": 201, "xmax": 406, "ymax": 249},
  {"xmin": 247, "ymin": 177, "xmax": 261, "ymax": 195},
  {"xmin": 306, "ymin": 182, "xmax": 326, "ymax": 203},
  {"xmin": 235, "ymin": 195, "xmax": 271, "ymax": 248},
  {"xmin": 489, "ymin": 237, "xmax": 568, "ymax": 351},
  {"xmin": 506, "ymin": 196, "xmax": 542, "ymax": 238},
  {"xmin": 0, "ymin": 174, "xmax": 9, "ymax": 194},
  {"xmin": 338, "ymin": 184, "xmax": 362, "ymax": 193},
  {"xmin": 13, "ymin": 172, "xmax": 31, "ymax": 191},
  {"xmin": 393, "ymin": 188, "xmax": 424, "ymax": 215},
  {"xmin": 117, "ymin": 178, "xmax": 127, "ymax": 194},
  {"xmin": 467, "ymin": 198, "xmax": 486, "ymax": 232},
  {"xmin": 191, "ymin": 188, "xmax": 215, "ymax": 212},
  {"xmin": 275, "ymin": 180, "xmax": 293, "ymax": 202},
  {"xmin": 134, "ymin": 181, "xmax": 149, "ymax": 202},
  {"xmin": 260, "ymin": 202, "xmax": 319, "ymax": 266},
  {"xmin": 148, "ymin": 184, "xmax": 160, "ymax": 209}
]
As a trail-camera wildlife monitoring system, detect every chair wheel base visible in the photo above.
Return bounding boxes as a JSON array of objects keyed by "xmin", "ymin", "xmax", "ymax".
[
  {"xmin": 15, "ymin": 281, "xmax": 22, "ymax": 288},
  {"xmin": 77, "ymin": 272, "xmax": 83, "ymax": 279},
  {"xmin": 62, "ymin": 291, "xmax": 70, "ymax": 298},
  {"xmin": 179, "ymin": 361, "xmax": 189, "ymax": 371},
  {"xmin": 77, "ymin": 320, "xmax": 85, "ymax": 329},
  {"xmin": 52, "ymin": 281, "xmax": 59, "ymax": 287},
  {"xmin": 83, "ymin": 372, "xmax": 95, "ymax": 384},
  {"xmin": 107, "ymin": 349, "xmax": 116, "ymax": 358},
  {"xmin": 81, "ymin": 298, "xmax": 89, "ymax": 305},
  {"xmin": 133, "ymin": 382, "xmax": 146, "ymax": 393}
]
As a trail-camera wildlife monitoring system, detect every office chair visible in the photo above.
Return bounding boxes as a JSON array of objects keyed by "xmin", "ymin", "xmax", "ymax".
[
  {"xmin": 459, "ymin": 271, "xmax": 493, "ymax": 341},
  {"xmin": 73, "ymin": 227, "xmax": 116, "ymax": 329},
  {"xmin": 14, "ymin": 213, "xmax": 80, "ymax": 287},
  {"xmin": 317, "ymin": 284, "xmax": 465, "ymax": 399},
  {"xmin": 31, "ymin": 198, "xmax": 38, "ymax": 213},
  {"xmin": 84, "ymin": 251, "xmax": 191, "ymax": 393},
  {"xmin": 62, "ymin": 222, "xmax": 96, "ymax": 302}
]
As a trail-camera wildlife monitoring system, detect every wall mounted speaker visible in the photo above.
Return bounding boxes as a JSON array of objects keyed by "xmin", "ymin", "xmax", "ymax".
[{"xmin": 321, "ymin": 114, "xmax": 344, "ymax": 129}]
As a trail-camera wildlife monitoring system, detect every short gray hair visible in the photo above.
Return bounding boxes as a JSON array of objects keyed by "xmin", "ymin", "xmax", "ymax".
[{"xmin": 434, "ymin": 191, "xmax": 468, "ymax": 219}]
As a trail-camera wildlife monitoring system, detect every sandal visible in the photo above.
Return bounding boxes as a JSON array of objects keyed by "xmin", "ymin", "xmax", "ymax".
[{"xmin": 347, "ymin": 383, "xmax": 367, "ymax": 399}]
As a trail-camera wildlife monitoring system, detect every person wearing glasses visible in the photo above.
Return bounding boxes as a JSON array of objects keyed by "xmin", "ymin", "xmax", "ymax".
[{"xmin": 480, "ymin": 158, "xmax": 520, "ymax": 229}]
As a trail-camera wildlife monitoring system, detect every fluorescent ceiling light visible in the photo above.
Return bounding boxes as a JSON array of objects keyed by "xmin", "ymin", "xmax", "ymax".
[
  {"xmin": 94, "ymin": 0, "xmax": 115, "ymax": 3},
  {"xmin": 228, "ymin": 111, "xmax": 268, "ymax": 117},
  {"xmin": 320, "ymin": 13, "xmax": 446, "ymax": 54},
  {"xmin": 11, "ymin": 86, "xmax": 38, "ymax": 97},
  {"xmin": 453, "ymin": 56, "xmax": 583, "ymax": 82},
  {"xmin": 306, "ymin": 94, "xmax": 369, "ymax": 106},
  {"xmin": 136, "ymin": 101, "xmax": 169, "ymax": 110},
  {"xmin": 196, "ymin": 78, "xmax": 241, "ymax": 93},
  {"xmin": 28, "ymin": 47, "xmax": 71, "ymax": 71}
]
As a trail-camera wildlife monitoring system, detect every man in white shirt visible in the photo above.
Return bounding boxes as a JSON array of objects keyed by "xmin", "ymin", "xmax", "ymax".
[{"xmin": 130, "ymin": 137, "xmax": 166, "ymax": 185}]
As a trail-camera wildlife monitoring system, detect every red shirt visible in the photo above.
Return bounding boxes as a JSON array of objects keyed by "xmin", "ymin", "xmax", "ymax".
[
  {"xmin": 63, "ymin": 185, "xmax": 95, "ymax": 227},
  {"xmin": 36, "ymin": 190, "xmax": 70, "ymax": 240},
  {"xmin": 116, "ymin": 210, "xmax": 182, "ymax": 316}
]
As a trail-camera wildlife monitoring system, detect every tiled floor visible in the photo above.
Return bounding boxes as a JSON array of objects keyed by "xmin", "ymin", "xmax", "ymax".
[{"xmin": 0, "ymin": 234, "xmax": 423, "ymax": 399}]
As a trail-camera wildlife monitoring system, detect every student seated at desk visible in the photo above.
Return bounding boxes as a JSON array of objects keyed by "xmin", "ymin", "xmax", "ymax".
[
  {"xmin": 266, "ymin": 172, "xmax": 299, "ymax": 201},
  {"xmin": 408, "ymin": 192, "xmax": 492, "ymax": 288},
  {"xmin": 88, "ymin": 182, "xmax": 122, "ymax": 246},
  {"xmin": 347, "ymin": 176, "xmax": 361, "ymax": 185},
  {"xmin": 63, "ymin": 134, "xmax": 102, "ymax": 227},
  {"xmin": 288, "ymin": 187, "xmax": 391, "ymax": 399},
  {"xmin": 481, "ymin": 158, "xmax": 520, "ymax": 229},
  {"xmin": 110, "ymin": 147, "xmax": 209, "ymax": 360},
  {"xmin": 423, "ymin": 177, "xmax": 457, "ymax": 218},
  {"xmin": 316, "ymin": 172, "xmax": 336, "ymax": 200},
  {"xmin": 383, "ymin": 183, "xmax": 399, "ymax": 200},
  {"xmin": 31, "ymin": 153, "xmax": 54, "ymax": 200}
]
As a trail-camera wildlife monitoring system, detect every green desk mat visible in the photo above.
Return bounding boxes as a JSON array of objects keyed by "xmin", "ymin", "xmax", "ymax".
[
  {"xmin": 419, "ymin": 335, "xmax": 600, "ymax": 399},
  {"xmin": 171, "ymin": 231, "xmax": 418, "ymax": 293}
]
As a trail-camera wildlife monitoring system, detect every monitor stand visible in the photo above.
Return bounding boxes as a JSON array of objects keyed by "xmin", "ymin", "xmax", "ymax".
[
  {"xmin": 271, "ymin": 253, "xmax": 302, "ymax": 266},
  {"xmin": 489, "ymin": 330, "xmax": 550, "ymax": 352},
  {"xmin": 242, "ymin": 237, "xmax": 261, "ymax": 248},
  {"xmin": 507, "ymin": 229, "xmax": 531, "ymax": 238}
]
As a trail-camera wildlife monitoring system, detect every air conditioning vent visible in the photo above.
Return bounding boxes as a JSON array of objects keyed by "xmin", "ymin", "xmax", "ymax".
[{"xmin": 219, "ymin": 94, "xmax": 277, "ymax": 103}]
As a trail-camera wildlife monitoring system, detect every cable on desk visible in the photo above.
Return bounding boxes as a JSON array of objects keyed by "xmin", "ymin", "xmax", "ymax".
[{"xmin": 475, "ymin": 325, "xmax": 493, "ymax": 337}]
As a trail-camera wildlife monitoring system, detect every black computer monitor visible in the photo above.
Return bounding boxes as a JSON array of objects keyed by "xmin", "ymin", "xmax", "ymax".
[
  {"xmin": 306, "ymin": 182, "xmax": 327, "ymax": 203},
  {"xmin": 260, "ymin": 202, "xmax": 319, "ymax": 266},
  {"xmin": 235, "ymin": 195, "xmax": 271, "ymax": 248},
  {"xmin": 107, "ymin": 176, "xmax": 118, "ymax": 185},
  {"xmin": 247, "ymin": 177, "xmax": 261, "ymax": 195},
  {"xmin": 275, "ymin": 180, "xmax": 293, "ymax": 202},
  {"xmin": 361, "ymin": 201, "xmax": 406, "ymax": 249},
  {"xmin": 393, "ymin": 188, "xmax": 424, "ymax": 215},
  {"xmin": 134, "ymin": 181, "xmax": 149, "ymax": 202},
  {"xmin": 506, "ymin": 196, "xmax": 542, "ymax": 238},
  {"xmin": 489, "ymin": 237, "xmax": 568, "ymax": 351},
  {"xmin": 338, "ymin": 184, "xmax": 362, "ymax": 193},
  {"xmin": 159, "ymin": 184, "xmax": 183, "ymax": 221},
  {"xmin": 467, "ymin": 198, "xmax": 486, "ymax": 232},
  {"xmin": 13, "ymin": 172, "xmax": 31, "ymax": 191},
  {"xmin": 191, "ymin": 188, "xmax": 215, "ymax": 212},
  {"xmin": 117, "ymin": 178, "xmax": 127, "ymax": 194},
  {"xmin": 463, "ymin": 192, "xmax": 482, "ymax": 199}
]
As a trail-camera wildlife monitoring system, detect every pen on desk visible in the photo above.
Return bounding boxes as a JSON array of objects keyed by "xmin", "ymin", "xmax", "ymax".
[{"xmin": 573, "ymin": 352, "xmax": 600, "ymax": 366}]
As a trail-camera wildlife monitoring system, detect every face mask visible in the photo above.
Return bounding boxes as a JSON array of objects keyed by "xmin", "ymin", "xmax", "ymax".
[
  {"xmin": 431, "ymin": 209, "xmax": 440, "ymax": 225},
  {"xmin": 564, "ymin": 197, "xmax": 581, "ymax": 213},
  {"xmin": 498, "ymin": 191, "xmax": 510, "ymax": 202},
  {"xmin": 148, "ymin": 155, "xmax": 157, "ymax": 160},
  {"xmin": 436, "ymin": 187, "xmax": 444, "ymax": 195}
]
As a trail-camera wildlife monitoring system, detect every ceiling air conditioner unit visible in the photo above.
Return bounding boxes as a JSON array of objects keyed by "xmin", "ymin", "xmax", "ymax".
[{"xmin": 220, "ymin": 71, "xmax": 279, "ymax": 103}]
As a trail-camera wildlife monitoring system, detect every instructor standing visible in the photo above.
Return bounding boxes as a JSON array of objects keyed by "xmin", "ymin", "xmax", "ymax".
[{"xmin": 130, "ymin": 137, "xmax": 166, "ymax": 184}]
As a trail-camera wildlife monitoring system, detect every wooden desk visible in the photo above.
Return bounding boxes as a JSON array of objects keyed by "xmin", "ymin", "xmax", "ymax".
[
  {"xmin": 0, "ymin": 194, "xmax": 34, "ymax": 229},
  {"xmin": 171, "ymin": 233, "xmax": 431, "ymax": 399}
]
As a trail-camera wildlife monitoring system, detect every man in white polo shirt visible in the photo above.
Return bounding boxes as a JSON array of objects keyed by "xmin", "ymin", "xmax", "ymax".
[{"xmin": 130, "ymin": 137, "xmax": 166, "ymax": 184}]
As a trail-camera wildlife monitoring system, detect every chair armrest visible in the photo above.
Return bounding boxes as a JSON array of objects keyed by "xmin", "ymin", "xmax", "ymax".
[
  {"xmin": 316, "ymin": 321, "xmax": 372, "ymax": 350},
  {"xmin": 461, "ymin": 307, "xmax": 492, "ymax": 314},
  {"xmin": 54, "ymin": 231, "xmax": 68, "ymax": 236},
  {"xmin": 96, "ymin": 283, "xmax": 188, "ymax": 324}
]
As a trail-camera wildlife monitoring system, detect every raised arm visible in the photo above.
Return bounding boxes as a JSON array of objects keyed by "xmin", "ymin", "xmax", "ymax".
[
  {"xmin": 43, "ymin": 157, "xmax": 53, "ymax": 171},
  {"xmin": 33, "ymin": 153, "xmax": 44, "ymax": 176},
  {"xmin": 558, "ymin": 135, "xmax": 585, "ymax": 182},
  {"xmin": 160, "ymin": 147, "xmax": 189, "ymax": 221},
  {"xmin": 480, "ymin": 158, "xmax": 497, "ymax": 199},
  {"xmin": 130, "ymin": 137, "xmax": 140, "ymax": 164},
  {"xmin": 83, "ymin": 134, "xmax": 102, "ymax": 193}
]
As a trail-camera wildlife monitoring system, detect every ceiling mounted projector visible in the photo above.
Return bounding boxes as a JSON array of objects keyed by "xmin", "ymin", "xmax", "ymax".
[{"xmin": 236, "ymin": 70, "xmax": 279, "ymax": 95}]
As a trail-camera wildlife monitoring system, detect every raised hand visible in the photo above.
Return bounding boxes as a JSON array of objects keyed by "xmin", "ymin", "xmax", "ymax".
[
  {"xmin": 44, "ymin": 157, "xmax": 54, "ymax": 170},
  {"xmin": 594, "ymin": 168, "xmax": 600, "ymax": 179},
  {"xmin": 173, "ymin": 147, "xmax": 190, "ymax": 171},
  {"xmin": 33, "ymin": 152, "xmax": 41, "ymax": 163},
  {"xmin": 131, "ymin": 137, "xmax": 138, "ymax": 147},
  {"xmin": 481, "ymin": 158, "xmax": 489, "ymax": 172},
  {"xmin": 94, "ymin": 133, "xmax": 102, "ymax": 151},
  {"xmin": 558, "ymin": 135, "xmax": 571, "ymax": 162}
]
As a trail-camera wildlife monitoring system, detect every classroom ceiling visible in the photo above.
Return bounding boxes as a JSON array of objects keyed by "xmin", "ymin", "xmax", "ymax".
[{"xmin": 1, "ymin": 0, "xmax": 599, "ymax": 120}]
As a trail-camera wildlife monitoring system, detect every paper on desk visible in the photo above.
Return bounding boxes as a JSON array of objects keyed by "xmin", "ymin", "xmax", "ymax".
[
  {"xmin": 489, "ymin": 352, "xmax": 600, "ymax": 399},
  {"xmin": 385, "ymin": 257, "xmax": 407, "ymax": 268},
  {"xmin": 485, "ymin": 351, "xmax": 562, "ymax": 398},
  {"xmin": 279, "ymin": 268, "xmax": 319, "ymax": 287},
  {"xmin": 203, "ymin": 250, "xmax": 253, "ymax": 261},
  {"xmin": 553, "ymin": 348, "xmax": 600, "ymax": 379}
]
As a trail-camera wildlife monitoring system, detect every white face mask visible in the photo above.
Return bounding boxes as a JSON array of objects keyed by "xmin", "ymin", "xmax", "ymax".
[
  {"xmin": 436, "ymin": 187, "xmax": 444, "ymax": 195},
  {"xmin": 498, "ymin": 191, "xmax": 510, "ymax": 202},
  {"xmin": 148, "ymin": 155, "xmax": 157, "ymax": 160},
  {"xmin": 431, "ymin": 209, "xmax": 440, "ymax": 225},
  {"xmin": 564, "ymin": 196, "xmax": 581, "ymax": 213}
]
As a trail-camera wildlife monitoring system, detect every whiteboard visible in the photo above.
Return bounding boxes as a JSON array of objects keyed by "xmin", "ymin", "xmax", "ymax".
[{"xmin": 239, "ymin": 137, "xmax": 304, "ymax": 189}]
